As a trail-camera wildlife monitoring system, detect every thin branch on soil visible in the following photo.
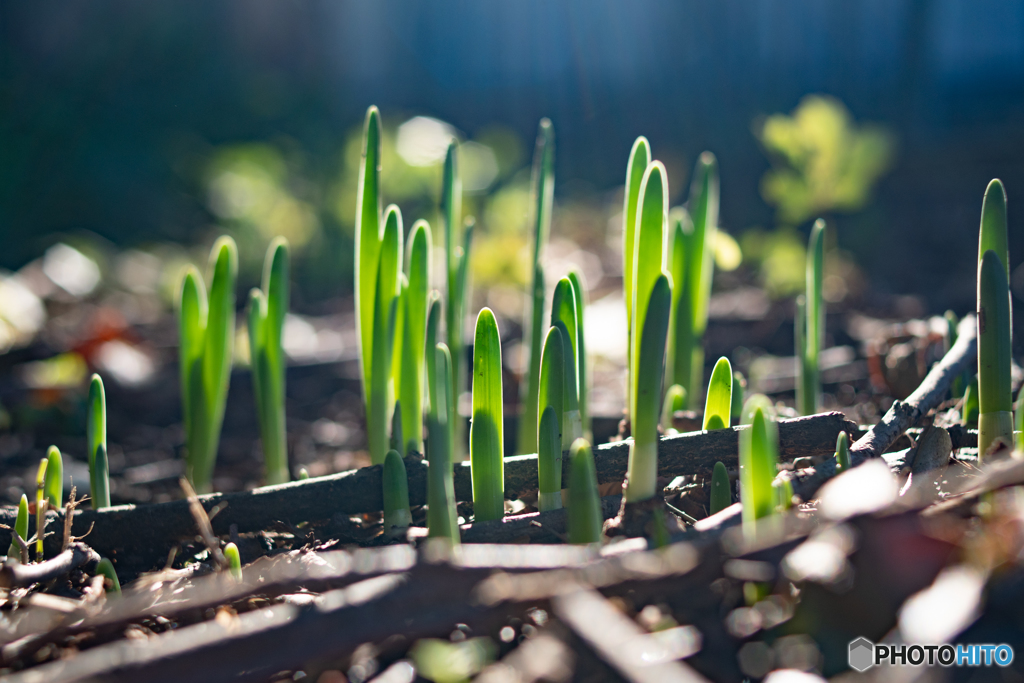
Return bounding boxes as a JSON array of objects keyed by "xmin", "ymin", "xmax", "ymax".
[{"xmin": 0, "ymin": 543, "xmax": 99, "ymax": 589}]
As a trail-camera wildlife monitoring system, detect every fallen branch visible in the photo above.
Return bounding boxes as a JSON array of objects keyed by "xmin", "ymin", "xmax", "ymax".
[
  {"xmin": 0, "ymin": 413, "xmax": 851, "ymax": 576},
  {"xmin": 785, "ymin": 314, "xmax": 978, "ymax": 501},
  {"xmin": 0, "ymin": 543, "xmax": 99, "ymax": 589}
]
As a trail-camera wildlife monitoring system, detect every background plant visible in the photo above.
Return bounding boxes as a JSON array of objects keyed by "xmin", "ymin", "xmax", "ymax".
[
  {"xmin": 179, "ymin": 237, "xmax": 238, "ymax": 492},
  {"xmin": 796, "ymin": 219, "xmax": 825, "ymax": 415},
  {"xmin": 247, "ymin": 238, "xmax": 290, "ymax": 484},
  {"xmin": 516, "ymin": 120, "xmax": 555, "ymax": 456}
]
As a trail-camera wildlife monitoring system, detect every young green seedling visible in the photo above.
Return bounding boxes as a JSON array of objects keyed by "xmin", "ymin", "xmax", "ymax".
[
  {"xmin": 7, "ymin": 494, "xmax": 27, "ymax": 562},
  {"xmin": 568, "ymin": 438, "xmax": 602, "ymax": 544},
  {"xmin": 367, "ymin": 207, "xmax": 403, "ymax": 465},
  {"xmin": 34, "ymin": 457, "xmax": 47, "ymax": 558},
  {"xmin": 383, "ymin": 449, "xmax": 412, "ymax": 535},
  {"xmin": 661, "ymin": 384, "xmax": 687, "ymax": 434},
  {"xmin": 978, "ymin": 249, "xmax": 1013, "ymax": 459},
  {"xmin": 551, "ymin": 278, "xmax": 583, "ymax": 448},
  {"xmin": 44, "ymin": 445, "xmax": 62, "ymax": 510},
  {"xmin": 470, "ymin": 308, "xmax": 504, "ymax": 522},
  {"xmin": 979, "ymin": 179, "xmax": 1009, "ymax": 279},
  {"xmin": 390, "ymin": 401, "xmax": 404, "ymax": 453},
  {"xmin": 739, "ymin": 394, "xmax": 779, "ymax": 540},
  {"xmin": 442, "ymin": 142, "xmax": 474, "ymax": 461},
  {"xmin": 537, "ymin": 406, "xmax": 562, "ymax": 512},
  {"xmin": 731, "ymin": 372, "xmax": 746, "ymax": 423},
  {"xmin": 567, "ymin": 268, "xmax": 589, "ymax": 440},
  {"xmin": 224, "ymin": 542, "xmax": 242, "ymax": 581},
  {"xmin": 797, "ymin": 219, "xmax": 825, "ymax": 415},
  {"xmin": 248, "ymin": 238, "xmax": 290, "ymax": 485},
  {"xmin": 87, "ymin": 374, "xmax": 109, "ymax": 508},
  {"xmin": 625, "ymin": 275, "xmax": 672, "ymax": 503},
  {"xmin": 93, "ymin": 445, "xmax": 110, "ymax": 511},
  {"xmin": 516, "ymin": 120, "xmax": 555, "ymax": 456},
  {"xmin": 179, "ymin": 237, "xmax": 238, "ymax": 492},
  {"xmin": 962, "ymin": 377, "xmax": 979, "ymax": 427},
  {"xmin": 297, "ymin": 468, "xmax": 309, "ymax": 480},
  {"xmin": 709, "ymin": 461, "xmax": 731, "ymax": 515},
  {"xmin": 773, "ymin": 478, "xmax": 794, "ymax": 512},
  {"xmin": 703, "ymin": 357, "xmax": 733, "ymax": 430},
  {"xmin": 667, "ymin": 207, "xmax": 694, "ymax": 405},
  {"xmin": 398, "ymin": 220, "xmax": 432, "ymax": 456},
  {"xmin": 623, "ymin": 137, "xmax": 652, "ymax": 410},
  {"xmin": 835, "ymin": 432, "xmax": 851, "ymax": 472},
  {"xmin": 355, "ymin": 106, "xmax": 383, "ymax": 441},
  {"xmin": 425, "ymin": 292, "xmax": 442, "ymax": 418},
  {"xmin": 96, "ymin": 557, "xmax": 121, "ymax": 594},
  {"xmin": 538, "ymin": 326, "xmax": 566, "ymax": 453},
  {"xmin": 427, "ymin": 343, "xmax": 460, "ymax": 546}
]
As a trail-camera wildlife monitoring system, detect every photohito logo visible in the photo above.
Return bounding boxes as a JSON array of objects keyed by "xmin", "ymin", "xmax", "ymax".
[{"xmin": 848, "ymin": 638, "xmax": 1014, "ymax": 671}]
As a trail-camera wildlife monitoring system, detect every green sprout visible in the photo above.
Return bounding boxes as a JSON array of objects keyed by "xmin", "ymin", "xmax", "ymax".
[
  {"xmin": 709, "ymin": 461, "xmax": 731, "ymax": 515},
  {"xmin": 516, "ymin": 120, "xmax": 555, "ymax": 456},
  {"xmin": 661, "ymin": 383, "xmax": 687, "ymax": 434},
  {"xmin": 383, "ymin": 449, "xmax": 412, "ymax": 536},
  {"xmin": 681, "ymin": 153, "xmax": 719, "ymax": 405},
  {"xmin": 731, "ymin": 371, "xmax": 746, "ymax": 423},
  {"xmin": 179, "ymin": 237, "xmax": 238, "ymax": 492},
  {"xmin": 470, "ymin": 308, "xmax": 504, "ymax": 522},
  {"xmin": 623, "ymin": 136, "xmax": 652, "ymax": 412},
  {"xmin": 538, "ymin": 326, "xmax": 565, "ymax": 448},
  {"xmin": 297, "ymin": 467, "xmax": 309, "ymax": 480},
  {"xmin": 978, "ymin": 249, "xmax": 1013, "ymax": 459},
  {"xmin": 567, "ymin": 268, "xmax": 589, "ymax": 440},
  {"xmin": 538, "ymin": 406, "xmax": 562, "ymax": 512},
  {"xmin": 7, "ymin": 494, "xmax": 27, "ymax": 562},
  {"xmin": 96, "ymin": 557, "xmax": 121, "ymax": 594},
  {"xmin": 624, "ymin": 275, "xmax": 671, "ymax": 503},
  {"xmin": 93, "ymin": 445, "xmax": 110, "ymax": 511},
  {"xmin": 835, "ymin": 431, "xmax": 851, "ymax": 472},
  {"xmin": 389, "ymin": 401, "xmax": 404, "ymax": 453},
  {"xmin": 34, "ymin": 457, "xmax": 47, "ymax": 558},
  {"xmin": 87, "ymin": 374, "xmax": 111, "ymax": 508},
  {"xmin": 979, "ymin": 179, "xmax": 1009, "ymax": 280},
  {"xmin": 773, "ymin": 478, "xmax": 794, "ymax": 512},
  {"xmin": 797, "ymin": 219, "xmax": 825, "ymax": 415},
  {"xmin": 425, "ymin": 292, "xmax": 442, "ymax": 420},
  {"xmin": 44, "ymin": 445, "xmax": 63, "ymax": 510},
  {"xmin": 739, "ymin": 394, "xmax": 779, "ymax": 540},
  {"xmin": 551, "ymin": 278, "xmax": 583, "ymax": 448},
  {"xmin": 367, "ymin": 207, "xmax": 403, "ymax": 465},
  {"xmin": 962, "ymin": 376, "xmax": 979, "ymax": 427},
  {"xmin": 397, "ymin": 220, "xmax": 432, "ymax": 456},
  {"xmin": 247, "ymin": 237, "xmax": 290, "ymax": 485},
  {"xmin": 703, "ymin": 357, "xmax": 733, "ymax": 430},
  {"xmin": 224, "ymin": 542, "xmax": 242, "ymax": 581},
  {"xmin": 427, "ymin": 343, "xmax": 460, "ymax": 546},
  {"xmin": 568, "ymin": 438, "xmax": 602, "ymax": 545},
  {"xmin": 442, "ymin": 141, "xmax": 474, "ymax": 461},
  {"xmin": 624, "ymin": 157, "xmax": 672, "ymax": 504}
]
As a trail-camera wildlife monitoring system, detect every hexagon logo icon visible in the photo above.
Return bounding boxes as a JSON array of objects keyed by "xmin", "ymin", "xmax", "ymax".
[{"xmin": 849, "ymin": 637, "xmax": 875, "ymax": 672}]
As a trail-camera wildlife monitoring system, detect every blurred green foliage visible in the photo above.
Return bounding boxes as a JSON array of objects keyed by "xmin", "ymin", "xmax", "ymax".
[{"xmin": 757, "ymin": 95, "xmax": 894, "ymax": 226}]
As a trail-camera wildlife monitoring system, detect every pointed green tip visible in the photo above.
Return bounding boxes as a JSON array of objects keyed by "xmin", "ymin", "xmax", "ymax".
[
  {"xmin": 96, "ymin": 557, "xmax": 121, "ymax": 594},
  {"xmin": 224, "ymin": 542, "xmax": 242, "ymax": 581}
]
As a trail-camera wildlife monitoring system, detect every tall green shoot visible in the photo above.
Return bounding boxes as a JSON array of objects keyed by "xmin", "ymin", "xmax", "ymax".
[
  {"xmin": 978, "ymin": 249, "xmax": 1013, "ymax": 458},
  {"xmin": 179, "ymin": 237, "xmax": 238, "ymax": 492},
  {"xmin": 397, "ymin": 220, "xmax": 432, "ymax": 456},
  {"xmin": 537, "ymin": 327, "xmax": 565, "ymax": 511},
  {"xmin": 248, "ymin": 238, "xmax": 290, "ymax": 484},
  {"xmin": 516, "ymin": 120, "xmax": 555, "ymax": 456},
  {"xmin": 551, "ymin": 278, "xmax": 582, "ymax": 448},
  {"xmin": 797, "ymin": 219, "xmax": 825, "ymax": 415},
  {"xmin": 427, "ymin": 343, "xmax": 460, "ymax": 545},
  {"xmin": 667, "ymin": 208, "xmax": 695, "ymax": 404},
  {"xmin": 568, "ymin": 438, "xmax": 602, "ymax": 544},
  {"xmin": 87, "ymin": 374, "xmax": 111, "ymax": 508},
  {"xmin": 682, "ymin": 153, "xmax": 719, "ymax": 405},
  {"xmin": 567, "ymin": 268, "xmax": 589, "ymax": 440},
  {"xmin": 470, "ymin": 309, "xmax": 504, "ymax": 522},
  {"xmin": 703, "ymin": 357, "xmax": 733, "ymax": 430},
  {"xmin": 622, "ymin": 137, "xmax": 651, "ymax": 408},
  {"xmin": 739, "ymin": 395, "xmax": 779, "ymax": 540},
  {"xmin": 367, "ymin": 207, "xmax": 403, "ymax": 465}
]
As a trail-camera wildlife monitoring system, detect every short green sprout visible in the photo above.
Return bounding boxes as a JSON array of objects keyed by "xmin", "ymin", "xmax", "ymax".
[
  {"xmin": 538, "ymin": 326, "xmax": 565, "ymax": 452},
  {"xmin": 297, "ymin": 467, "xmax": 309, "ymax": 481},
  {"xmin": 978, "ymin": 249, "xmax": 1013, "ymax": 459},
  {"xmin": 44, "ymin": 445, "xmax": 63, "ymax": 510},
  {"xmin": 835, "ymin": 432, "xmax": 851, "ymax": 472},
  {"xmin": 551, "ymin": 278, "xmax": 583, "ymax": 449},
  {"xmin": 470, "ymin": 309, "xmax": 504, "ymax": 522},
  {"xmin": 516, "ymin": 120, "xmax": 555, "ymax": 456},
  {"xmin": 797, "ymin": 219, "xmax": 825, "ymax": 415},
  {"xmin": 7, "ymin": 494, "xmax": 28, "ymax": 562},
  {"xmin": 709, "ymin": 461, "xmax": 731, "ymax": 515},
  {"xmin": 87, "ymin": 374, "xmax": 110, "ymax": 508},
  {"xmin": 390, "ymin": 401, "xmax": 404, "ymax": 454},
  {"xmin": 537, "ymin": 405, "xmax": 562, "ymax": 512},
  {"xmin": 96, "ymin": 557, "xmax": 121, "ymax": 594},
  {"xmin": 34, "ymin": 456, "xmax": 47, "ymax": 558},
  {"xmin": 93, "ymin": 445, "xmax": 110, "ymax": 511},
  {"xmin": 223, "ymin": 542, "xmax": 242, "ymax": 581},
  {"xmin": 179, "ymin": 237, "xmax": 238, "ymax": 492},
  {"xmin": 661, "ymin": 384, "xmax": 687, "ymax": 434},
  {"xmin": 383, "ymin": 449, "xmax": 411, "ymax": 535},
  {"xmin": 568, "ymin": 438, "xmax": 602, "ymax": 545},
  {"xmin": 962, "ymin": 377, "xmax": 979, "ymax": 427},
  {"xmin": 773, "ymin": 478, "xmax": 794, "ymax": 512},
  {"xmin": 703, "ymin": 357, "xmax": 733, "ymax": 431},
  {"xmin": 567, "ymin": 268, "xmax": 589, "ymax": 440},
  {"xmin": 427, "ymin": 343, "xmax": 460, "ymax": 546},
  {"xmin": 739, "ymin": 394, "xmax": 779, "ymax": 540},
  {"xmin": 247, "ymin": 238, "xmax": 290, "ymax": 485}
]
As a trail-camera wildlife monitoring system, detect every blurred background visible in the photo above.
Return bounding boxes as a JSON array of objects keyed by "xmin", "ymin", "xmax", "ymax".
[{"xmin": 2, "ymin": 0, "xmax": 1024, "ymax": 500}]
